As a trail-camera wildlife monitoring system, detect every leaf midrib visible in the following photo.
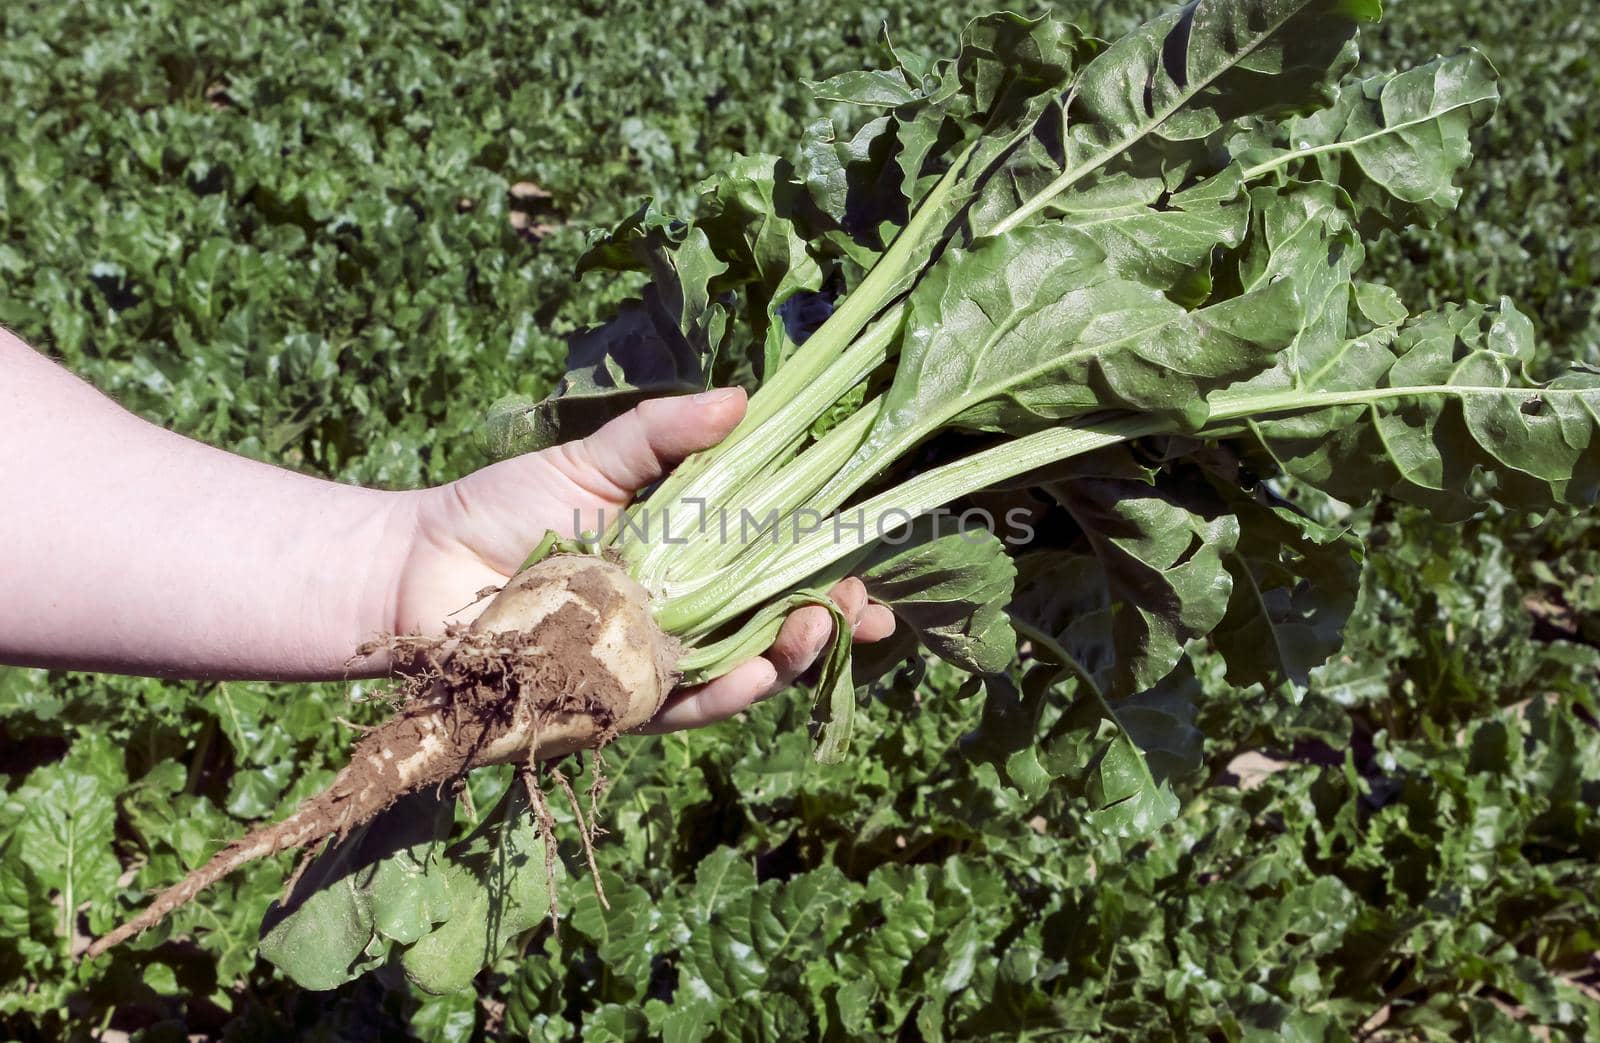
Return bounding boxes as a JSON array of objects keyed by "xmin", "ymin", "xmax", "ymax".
[
  {"xmin": 991, "ymin": 0, "xmax": 1332, "ymax": 236},
  {"xmin": 1240, "ymin": 83, "xmax": 1495, "ymax": 182}
]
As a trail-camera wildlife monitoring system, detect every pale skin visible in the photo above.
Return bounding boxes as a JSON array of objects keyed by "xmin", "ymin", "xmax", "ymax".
[{"xmin": 0, "ymin": 328, "xmax": 894, "ymax": 733}]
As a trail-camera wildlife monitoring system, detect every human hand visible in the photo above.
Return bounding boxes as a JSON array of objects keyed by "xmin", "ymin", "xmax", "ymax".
[{"xmin": 385, "ymin": 387, "xmax": 895, "ymax": 731}]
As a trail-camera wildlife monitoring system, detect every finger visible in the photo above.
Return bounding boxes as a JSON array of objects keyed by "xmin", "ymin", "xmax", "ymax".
[
  {"xmin": 554, "ymin": 387, "xmax": 747, "ymax": 501},
  {"xmin": 758, "ymin": 581, "xmax": 868, "ymax": 698},
  {"xmin": 636, "ymin": 580, "xmax": 873, "ymax": 734},
  {"xmin": 762, "ymin": 603, "xmax": 838, "ymax": 694},
  {"xmin": 635, "ymin": 657, "xmax": 777, "ymax": 734},
  {"xmin": 635, "ymin": 591, "xmax": 891, "ymax": 735},
  {"xmin": 853, "ymin": 603, "xmax": 896, "ymax": 644},
  {"xmin": 828, "ymin": 577, "xmax": 867, "ymax": 627}
]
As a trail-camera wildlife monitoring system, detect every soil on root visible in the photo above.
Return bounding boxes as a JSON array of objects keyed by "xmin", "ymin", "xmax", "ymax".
[
  {"xmin": 88, "ymin": 561, "xmax": 658, "ymax": 958},
  {"xmin": 331, "ymin": 579, "xmax": 644, "ymax": 905}
]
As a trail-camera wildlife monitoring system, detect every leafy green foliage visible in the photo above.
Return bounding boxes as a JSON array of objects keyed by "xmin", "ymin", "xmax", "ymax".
[
  {"xmin": 857, "ymin": 520, "xmax": 1018, "ymax": 676},
  {"xmin": 1233, "ymin": 50, "xmax": 1502, "ymax": 232},
  {"xmin": 1362, "ymin": 8, "xmax": 1600, "ymax": 366},
  {"xmin": 563, "ymin": 0, "xmax": 1584, "ymax": 813},
  {"xmin": 1, "ymin": 0, "xmax": 1597, "ymax": 1039},
  {"xmin": 1231, "ymin": 297, "xmax": 1600, "ymax": 516},
  {"xmin": 257, "ymin": 783, "xmax": 564, "ymax": 995}
]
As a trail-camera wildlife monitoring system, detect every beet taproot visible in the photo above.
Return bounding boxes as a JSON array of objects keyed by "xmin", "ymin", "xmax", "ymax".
[{"xmin": 86, "ymin": 555, "xmax": 675, "ymax": 959}]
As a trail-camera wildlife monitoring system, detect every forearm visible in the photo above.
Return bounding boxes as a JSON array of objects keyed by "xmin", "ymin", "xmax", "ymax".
[{"xmin": 0, "ymin": 329, "xmax": 416, "ymax": 680}]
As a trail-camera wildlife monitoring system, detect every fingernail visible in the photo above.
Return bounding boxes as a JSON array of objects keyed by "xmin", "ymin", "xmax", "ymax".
[{"xmin": 693, "ymin": 387, "xmax": 743, "ymax": 405}]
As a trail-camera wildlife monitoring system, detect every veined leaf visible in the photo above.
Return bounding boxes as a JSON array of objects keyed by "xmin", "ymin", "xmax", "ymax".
[
  {"xmin": 806, "ymin": 69, "xmax": 921, "ymax": 108},
  {"xmin": 798, "ymin": 115, "xmax": 906, "ymax": 251},
  {"xmin": 400, "ymin": 782, "xmax": 565, "ymax": 995},
  {"xmin": 858, "ymin": 518, "xmax": 1018, "ymax": 675},
  {"xmin": 1235, "ymin": 50, "xmax": 1501, "ymax": 231},
  {"xmin": 811, "ymin": 13, "xmax": 1098, "ymax": 217},
  {"xmin": 1220, "ymin": 299, "xmax": 1600, "ymax": 516},
  {"xmin": 1207, "ymin": 489, "xmax": 1364, "ymax": 700},
  {"xmin": 5, "ymin": 736, "xmax": 123, "ymax": 947},
  {"xmin": 484, "ymin": 289, "xmax": 717, "ymax": 455},
  {"xmin": 832, "ymin": 200, "xmax": 1326, "ymax": 486},
  {"xmin": 1009, "ymin": 552, "xmax": 1120, "ymax": 697},
  {"xmin": 260, "ymin": 789, "xmax": 455, "ymax": 991},
  {"xmin": 1042, "ymin": 461, "xmax": 1239, "ymax": 697},
  {"xmin": 1217, "ymin": 180, "xmax": 1369, "ymax": 412},
  {"xmin": 1083, "ymin": 725, "xmax": 1182, "ymax": 839},
  {"xmin": 1115, "ymin": 661, "xmax": 1206, "ymax": 785},
  {"xmin": 260, "ymin": 785, "xmax": 562, "ymax": 994},
  {"xmin": 800, "ymin": 12, "xmax": 1101, "ymax": 296},
  {"xmin": 495, "ymin": 209, "xmax": 730, "ymax": 452},
  {"xmin": 973, "ymin": 0, "xmax": 1377, "ymax": 235},
  {"xmin": 698, "ymin": 154, "xmax": 827, "ymax": 377},
  {"xmin": 990, "ymin": 626, "xmax": 1193, "ymax": 840},
  {"xmin": 1052, "ymin": 166, "xmax": 1251, "ymax": 306}
]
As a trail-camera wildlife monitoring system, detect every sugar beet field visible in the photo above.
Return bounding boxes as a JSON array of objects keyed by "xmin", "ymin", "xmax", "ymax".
[{"xmin": 0, "ymin": 0, "xmax": 1598, "ymax": 1039}]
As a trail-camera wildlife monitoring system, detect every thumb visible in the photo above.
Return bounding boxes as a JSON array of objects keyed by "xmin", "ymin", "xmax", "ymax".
[{"xmin": 556, "ymin": 387, "xmax": 747, "ymax": 500}]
